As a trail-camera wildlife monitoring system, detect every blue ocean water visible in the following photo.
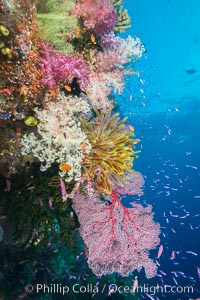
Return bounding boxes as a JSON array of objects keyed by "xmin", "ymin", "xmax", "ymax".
[{"xmin": 116, "ymin": 0, "xmax": 200, "ymax": 299}]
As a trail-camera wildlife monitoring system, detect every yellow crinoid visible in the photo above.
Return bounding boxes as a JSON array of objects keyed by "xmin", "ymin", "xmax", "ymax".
[{"xmin": 79, "ymin": 110, "xmax": 140, "ymax": 194}]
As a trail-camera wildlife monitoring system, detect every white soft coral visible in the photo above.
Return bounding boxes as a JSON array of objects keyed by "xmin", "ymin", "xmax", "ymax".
[{"xmin": 21, "ymin": 93, "xmax": 91, "ymax": 182}]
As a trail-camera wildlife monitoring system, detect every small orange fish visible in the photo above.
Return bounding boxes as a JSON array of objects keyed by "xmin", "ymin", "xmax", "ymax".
[
  {"xmin": 45, "ymin": 218, "xmax": 48, "ymax": 224},
  {"xmin": 49, "ymin": 90, "xmax": 56, "ymax": 97},
  {"xmin": 128, "ymin": 125, "xmax": 134, "ymax": 131},
  {"xmin": 90, "ymin": 34, "xmax": 96, "ymax": 44},
  {"xmin": 64, "ymin": 85, "xmax": 72, "ymax": 92},
  {"xmin": 60, "ymin": 162, "xmax": 71, "ymax": 171},
  {"xmin": 27, "ymin": 51, "xmax": 36, "ymax": 57},
  {"xmin": 81, "ymin": 142, "xmax": 87, "ymax": 151}
]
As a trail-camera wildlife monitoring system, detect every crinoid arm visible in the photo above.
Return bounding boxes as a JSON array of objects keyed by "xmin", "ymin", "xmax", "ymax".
[{"xmin": 79, "ymin": 110, "xmax": 140, "ymax": 194}]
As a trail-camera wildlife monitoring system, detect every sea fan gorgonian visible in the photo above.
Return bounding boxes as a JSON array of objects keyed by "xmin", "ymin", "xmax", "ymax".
[{"xmin": 79, "ymin": 110, "xmax": 139, "ymax": 194}]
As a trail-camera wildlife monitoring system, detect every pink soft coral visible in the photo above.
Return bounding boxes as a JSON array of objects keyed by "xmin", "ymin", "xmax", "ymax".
[
  {"xmin": 71, "ymin": 0, "xmax": 117, "ymax": 34},
  {"xmin": 39, "ymin": 42, "xmax": 90, "ymax": 90},
  {"xmin": 85, "ymin": 74, "xmax": 114, "ymax": 110},
  {"xmin": 85, "ymin": 68, "xmax": 124, "ymax": 110},
  {"xmin": 94, "ymin": 49, "xmax": 127, "ymax": 72},
  {"xmin": 85, "ymin": 48, "xmax": 126, "ymax": 109}
]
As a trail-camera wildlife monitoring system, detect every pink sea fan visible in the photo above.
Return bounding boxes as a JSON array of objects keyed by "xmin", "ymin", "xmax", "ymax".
[
  {"xmin": 71, "ymin": 0, "xmax": 115, "ymax": 33},
  {"xmin": 115, "ymin": 171, "xmax": 145, "ymax": 196},
  {"xmin": 72, "ymin": 189, "xmax": 160, "ymax": 278},
  {"xmin": 39, "ymin": 42, "xmax": 90, "ymax": 89}
]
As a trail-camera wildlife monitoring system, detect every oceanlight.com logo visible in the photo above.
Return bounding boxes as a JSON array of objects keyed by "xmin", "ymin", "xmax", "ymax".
[
  {"xmin": 24, "ymin": 283, "xmax": 194, "ymax": 296},
  {"xmin": 129, "ymin": 283, "xmax": 194, "ymax": 295},
  {"xmin": 106, "ymin": 284, "xmax": 194, "ymax": 296}
]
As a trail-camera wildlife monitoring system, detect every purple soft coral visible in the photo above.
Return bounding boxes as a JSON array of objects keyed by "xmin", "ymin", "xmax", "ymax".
[
  {"xmin": 100, "ymin": 32, "xmax": 122, "ymax": 49},
  {"xmin": 94, "ymin": 12, "xmax": 118, "ymax": 35}
]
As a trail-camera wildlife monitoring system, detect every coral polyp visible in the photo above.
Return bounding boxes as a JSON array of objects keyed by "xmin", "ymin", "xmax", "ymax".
[{"xmin": 79, "ymin": 110, "xmax": 139, "ymax": 194}]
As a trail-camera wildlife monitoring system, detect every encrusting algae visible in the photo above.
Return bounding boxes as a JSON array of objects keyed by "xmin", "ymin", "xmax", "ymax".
[{"xmin": 79, "ymin": 109, "xmax": 140, "ymax": 194}]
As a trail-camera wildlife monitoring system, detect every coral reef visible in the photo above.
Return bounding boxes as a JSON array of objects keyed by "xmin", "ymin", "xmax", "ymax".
[
  {"xmin": 0, "ymin": 0, "xmax": 160, "ymax": 290},
  {"xmin": 0, "ymin": 0, "xmax": 45, "ymax": 118}
]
